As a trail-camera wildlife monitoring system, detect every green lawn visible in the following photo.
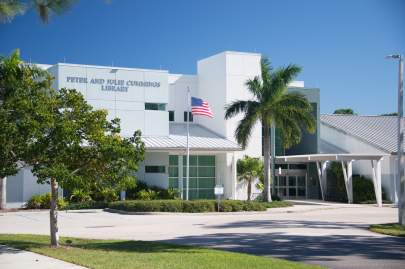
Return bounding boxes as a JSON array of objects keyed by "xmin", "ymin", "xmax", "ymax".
[
  {"xmin": 0, "ymin": 234, "xmax": 322, "ymax": 269},
  {"xmin": 369, "ymin": 223, "xmax": 405, "ymax": 237}
]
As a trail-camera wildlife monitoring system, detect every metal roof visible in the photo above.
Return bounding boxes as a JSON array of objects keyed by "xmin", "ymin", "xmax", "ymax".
[
  {"xmin": 321, "ymin": 114, "xmax": 403, "ymax": 154},
  {"xmin": 275, "ymin": 153, "xmax": 387, "ymax": 163},
  {"xmin": 142, "ymin": 123, "xmax": 241, "ymax": 152}
]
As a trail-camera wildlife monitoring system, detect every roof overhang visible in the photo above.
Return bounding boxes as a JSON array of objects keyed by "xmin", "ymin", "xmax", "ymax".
[{"xmin": 275, "ymin": 153, "xmax": 388, "ymax": 164}]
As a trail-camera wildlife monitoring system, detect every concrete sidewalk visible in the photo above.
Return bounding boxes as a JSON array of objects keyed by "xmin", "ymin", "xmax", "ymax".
[{"xmin": 0, "ymin": 245, "xmax": 86, "ymax": 269}]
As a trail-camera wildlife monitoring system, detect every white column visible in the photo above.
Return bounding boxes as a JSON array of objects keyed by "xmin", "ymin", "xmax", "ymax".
[
  {"xmin": 376, "ymin": 158, "xmax": 383, "ymax": 207},
  {"xmin": 321, "ymin": 161, "xmax": 328, "ymax": 197},
  {"xmin": 316, "ymin": 162, "xmax": 325, "ymax": 200},
  {"xmin": 371, "ymin": 160, "xmax": 383, "ymax": 207},
  {"xmin": 347, "ymin": 160, "xmax": 353, "ymax": 203},
  {"xmin": 341, "ymin": 161, "xmax": 352, "ymax": 204}
]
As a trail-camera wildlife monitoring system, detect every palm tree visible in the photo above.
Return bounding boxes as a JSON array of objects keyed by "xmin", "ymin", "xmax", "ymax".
[
  {"xmin": 237, "ymin": 156, "xmax": 263, "ymax": 201},
  {"xmin": 0, "ymin": 0, "xmax": 76, "ymax": 23},
  {"xmin": 225, "ymin": 57, "xmax": 315, "ymax": 202}
]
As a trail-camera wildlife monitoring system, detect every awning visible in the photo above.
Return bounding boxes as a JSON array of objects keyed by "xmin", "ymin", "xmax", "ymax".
[{"xmin": 142, "ymin": 123, "xmax": 241, "ymax": 152}]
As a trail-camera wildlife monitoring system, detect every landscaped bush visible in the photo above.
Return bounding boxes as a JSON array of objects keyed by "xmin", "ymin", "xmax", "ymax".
[
  {"xmin": 107, "ymin": 199, "xmax": 281, "ymax": 213},
  {"xmin": 26, "ymin": 193, "xmax": 67, "ymax": 209},
  {"xmin": 62, "ymin": 201, "xmax": 108, "ymax": 210},
  {"xmin": 69, "ymin": 189, "xmax": 92, "ymax": 203},
  {"xmin": 327, "ymin": 162, "xmax": 387, "ymax": 203},
  {"xmin": 126, "ymin": 181, "xmax": 179, "ymax": 201},
  {"xmin": 353, "ymin": 175, "xmax": 387, "ymax": 203}
]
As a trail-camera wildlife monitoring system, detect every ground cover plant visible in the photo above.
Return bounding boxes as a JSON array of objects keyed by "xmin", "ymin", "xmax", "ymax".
[
  {"xmin": 369, "ymin": 223, "xmax": 405, "ymax": 237},
  {"xmin": 0, "ymin": 234, "xmax": 322, "ymax": 269}
]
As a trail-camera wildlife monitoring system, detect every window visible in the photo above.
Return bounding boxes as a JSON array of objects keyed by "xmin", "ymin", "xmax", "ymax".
[
  {"xmin": 145, "ymin": 103, "xmax": 166, "ymax": 111},
  {"xmin": 145, "ymin": 165, "xmax": 165, "ymax": 173},
  {"xmin": 184, "ymin": 111, "xmax": 193, "ymax": 122},
  {"xmin": 169, "ymin": 111, "xmax": 174, "ymax": 121}
]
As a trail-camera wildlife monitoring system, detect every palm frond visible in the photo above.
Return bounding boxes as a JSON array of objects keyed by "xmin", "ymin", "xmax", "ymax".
[
  {"xmin": 0, "ymin": 0, "xmax": 25, "ymax": 22},
  {"xmin": 234, "ymin": 104, "xmax": 260, "ymax": 149},
  {"xmin": 34, "ymin": 0, "xmax": 76, "ymax": 23},
  {"xmin": 224, "ymin": 100, "xmax": 258, "ymax": 120},
  {"xmin": 245, "ymin": 77, "xmax": 262, "ymax": 100}
]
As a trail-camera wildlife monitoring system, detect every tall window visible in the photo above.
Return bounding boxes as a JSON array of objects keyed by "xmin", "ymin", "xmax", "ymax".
[
  {"xmin": 184, "ymin": 111, "xmax": 193, "ymax": 122},
  {"xmin": 145, "ymin": 103, "xmax": 166, "ymax": 111},
  {"xmin": 168, "ymin": 155, "xmax": 179, "ymax": 189},
  {"xmin": 182, "ymin": 155, "xmax": 215, "ymax": 199},
  {"xmin": 169, "ymin": 111, "xmax": 175, "ymax": 122}
]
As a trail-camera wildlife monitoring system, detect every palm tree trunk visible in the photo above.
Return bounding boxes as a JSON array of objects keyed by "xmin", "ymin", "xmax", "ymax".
[
  {"xmin": 50, "ymin": 178, "xmax": 59, "ymax": 247},
  {"xmin": 247, "ymin": 178, "xmax": 252, "ymax": 201},
  {"xmin": 0, "ymin": 177, "xmax": 6, "ymax": 210},
  {"xmin": 262, "ymin": 123, "xmax": 272, "ymax": 202},
  {"xmin": 271, "ymin": 124, "xmax": 276, "ymax": 196}
]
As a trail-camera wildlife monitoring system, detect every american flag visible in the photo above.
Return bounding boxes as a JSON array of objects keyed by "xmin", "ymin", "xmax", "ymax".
[{"xmin": 191, "ymin": 97, "xmax": 213, "ymax": 118}]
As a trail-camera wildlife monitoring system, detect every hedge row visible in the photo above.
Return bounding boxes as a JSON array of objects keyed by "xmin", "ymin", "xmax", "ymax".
[{"xmin": 107, "ymin": 199, "xmax": 281, "ymax": 213}]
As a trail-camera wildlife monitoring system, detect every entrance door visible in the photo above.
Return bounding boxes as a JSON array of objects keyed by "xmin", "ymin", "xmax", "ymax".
[{"xmin": 276, "ymin": 175, "xmax": 307, "ymax": 199}]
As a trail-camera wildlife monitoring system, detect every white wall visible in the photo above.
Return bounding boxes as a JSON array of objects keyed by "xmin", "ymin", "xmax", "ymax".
[
  {"xmin": 168, "ymin": 74, "xmax": 198, "ymax": 123},
  {"xmin": 137, "ymin": 152, "xmax": 169, "ymax": 189},
  {"xmin": 51, "ymin": 64, "xmax": 169, "ymax": 137},
  {"xmin": 320, "ymin": 123, "xmax": 397, "ymax": 202}
]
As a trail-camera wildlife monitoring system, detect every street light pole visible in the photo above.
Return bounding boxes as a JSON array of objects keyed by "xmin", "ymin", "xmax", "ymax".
[{"xmin": 387, "ymin": 54, "xmax": 404, "ymax": 225}]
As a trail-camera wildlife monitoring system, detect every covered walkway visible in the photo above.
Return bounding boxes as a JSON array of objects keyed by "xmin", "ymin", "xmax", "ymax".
[{"xmin": 275, "ymin": 154, "xmax": 388, "ymax": 207}]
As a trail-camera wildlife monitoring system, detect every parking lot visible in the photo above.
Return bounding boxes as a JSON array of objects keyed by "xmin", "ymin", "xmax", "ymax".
[{"xmin": 1, "ymin": 202, "xmax": 404, "ymax": 269}]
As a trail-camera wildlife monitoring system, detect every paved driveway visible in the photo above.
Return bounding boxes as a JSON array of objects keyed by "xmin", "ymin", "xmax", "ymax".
[{"xmin": 0, "ymin": 203, "xmax": 404, "ymax": 269}]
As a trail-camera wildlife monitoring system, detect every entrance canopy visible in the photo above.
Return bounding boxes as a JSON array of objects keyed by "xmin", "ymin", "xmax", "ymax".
[{"xmin": 275, "ymin": 154, "xmax": 388, "ymax": 207}]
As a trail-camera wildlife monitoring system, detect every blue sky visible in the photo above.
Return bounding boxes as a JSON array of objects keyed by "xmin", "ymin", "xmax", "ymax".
[{"xmin": 0, "ymin": 0, "xmax": 404, "ymax": 114}]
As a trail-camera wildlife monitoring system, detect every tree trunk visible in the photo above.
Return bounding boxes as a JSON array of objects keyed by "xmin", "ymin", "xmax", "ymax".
[
  {"xmin": 0, "ymin": 177, "xmax": 6, "ymax": 210},
  {"xmin": 270, "ymin": 124, "xmax": 276, "ymax": 197},
  {"xmin": 262, "ymin": 123, "xmax": 272, "ymax": 202},
  {"xmin": 50, "ymin": 178, "xmax": 59, "ymax": 247},
  {"xmin": 247, "ymin": 178, "xmax": 252, "ymax": 201}
]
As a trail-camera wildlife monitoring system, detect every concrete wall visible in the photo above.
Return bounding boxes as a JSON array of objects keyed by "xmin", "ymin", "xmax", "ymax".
[
  {"xmin": 136, "ymin": 152, "xmax": 169, "ymax": 189},
  {"xmin": 168, "ymin": 74, "xmax": 198, "ymax": 123},
  {"xmin": 320, "ymin": 123, "xmax": 398, "ymax": 202},
  {"xmin": 50, "ymin": 64, "xmax": 169, "ymax": 137},
  {"xmin": 6, "ymin": 167, "xmax": 52, "ymax": 208}
]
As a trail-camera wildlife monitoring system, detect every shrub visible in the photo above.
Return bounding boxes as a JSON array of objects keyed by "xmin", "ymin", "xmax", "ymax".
[
  {"xmin": 69, "ymin": 189, "xmax": 92, "ymax": 203},
  {"xmin": 353, "ymin": 175, "xmax": 387, "ymax": 203},
  {"xmin": 327, "ymin": 162, "xmax": 387, "ymax": 203},
  {"xmin": 63, "ymin": 201, "xmax": 108, "ymax": 210},
  {"xmin": 108, "ymin": 199, "xmax": 276, "ymax": 213},
  {"xmin": 26, "ymin": 193, "xmax": 68, "ymax": 209},
  {"xmin": 126, "ymin": 181, "xmax": 179, "ymax": 200},
  {"xmin": 182, "ymin": 200, "xmax": 215, "ymax": 213},
  {"xmin": 136, "ymin": 189, "xmax": 158, "ymax": 200},
  {"xmin": 92, "ymin": 188, "xmax": 119, "ymax": 202}
]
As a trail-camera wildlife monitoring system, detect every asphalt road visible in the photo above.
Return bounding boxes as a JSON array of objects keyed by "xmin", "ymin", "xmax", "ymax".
[{"xmin": 0, "ymin": 202, "xmax": 404, "ymax": 269}]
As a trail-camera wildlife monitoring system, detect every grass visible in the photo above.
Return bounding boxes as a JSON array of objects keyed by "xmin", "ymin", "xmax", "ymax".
[
  {"xmin": 369, "ymin": 223, "xmax": 405, "ymax": 237},
  {"xmin": 0, "ymin": 234, "xmax": 322, "ymax": 269}
]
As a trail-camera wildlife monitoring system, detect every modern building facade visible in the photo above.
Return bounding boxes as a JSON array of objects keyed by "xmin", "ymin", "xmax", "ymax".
[{"xmin": 4, "ymin": 51, "xmax": 321, "ymax": 208}]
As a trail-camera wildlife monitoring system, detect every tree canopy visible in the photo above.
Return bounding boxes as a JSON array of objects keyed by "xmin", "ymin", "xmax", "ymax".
[
  {"xmin": 0, "ymin": 50, "xmax": 145, "ymax": 246},
  {"xmin": 333, "ymin": 108, "xmax": 355, "ymax": 115}
]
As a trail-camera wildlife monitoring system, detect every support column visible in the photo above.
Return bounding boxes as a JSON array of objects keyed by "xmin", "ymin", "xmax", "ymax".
[
  {"xmin": 376, "ymin": 159, "xmax": 383, "ymax": 207},
  {"xmin": 316, "ymin": 162, "xmax": 325, "ymax": 200},
  {"xmin": 321, "ymin": 161, "xmax": 328, "ymax": 197},
  {"xmin": 371, "ymin": 160, "xmax": 383, "ymax": 207},
  {"xmin": 341, "ymin": 160, "xmax": 353, "ymax": 204}
]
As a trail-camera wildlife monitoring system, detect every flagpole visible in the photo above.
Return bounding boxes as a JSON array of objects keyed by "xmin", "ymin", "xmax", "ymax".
[{"xmin": 186, "ymin": 87, "xmax": 190, "ymax": 201}]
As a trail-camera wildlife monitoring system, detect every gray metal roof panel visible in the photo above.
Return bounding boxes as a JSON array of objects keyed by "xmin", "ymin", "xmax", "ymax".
[
  {"xmin": 142, "ymin": 123, "xmax": 241, "ymax": 151},
  {"xmin": 321, "ymin": 114, "xmax": 403, "ymax": 154}
]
